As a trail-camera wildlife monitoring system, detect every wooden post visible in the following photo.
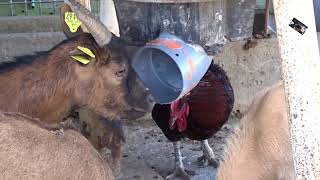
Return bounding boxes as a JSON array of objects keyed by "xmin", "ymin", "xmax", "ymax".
[
  {"xmin": 272, "ymin": 0, "xmax": 320, "ymax": 179},
  {"xmin": 99, "ymin": 0, "xmax": 120, "ymax": 37},
  {"xmin": 264, "ymin": 0, "xmax": 270, "ymax": 35}
]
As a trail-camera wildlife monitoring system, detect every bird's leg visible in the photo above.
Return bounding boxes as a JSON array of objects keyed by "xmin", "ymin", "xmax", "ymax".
[
  {"xmin": 197, "ymin": 140, "xmax": 218, "ymax": 168},
  {"xmin": 166, "ymin": 141, "xmax": 195, "ymax": 180}
]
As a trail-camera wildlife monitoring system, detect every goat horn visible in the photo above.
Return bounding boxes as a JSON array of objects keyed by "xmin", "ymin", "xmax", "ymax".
[{"xmin": 64, "ymin": 0, "xmax": 113, "ymax": 47}]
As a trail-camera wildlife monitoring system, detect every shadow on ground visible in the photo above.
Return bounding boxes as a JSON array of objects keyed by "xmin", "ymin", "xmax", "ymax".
[{"xmin": 117, "ymin": 118, "xmax": 236, "ymax": 180}]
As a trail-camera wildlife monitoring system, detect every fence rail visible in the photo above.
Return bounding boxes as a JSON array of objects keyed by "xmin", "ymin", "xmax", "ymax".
[{"xmin": 0, "ymin": 0, "xmax": 63, "ymax": 16}]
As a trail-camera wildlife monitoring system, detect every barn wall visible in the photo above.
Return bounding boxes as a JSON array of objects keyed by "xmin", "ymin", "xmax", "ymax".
[
  {"xmin": 217, "ymin": 33, "xmax": 319, "ymax": 118},
  {"xmin": 0, "ymin": 16, "xmax": 61, "ymax": 33},
  {"xmin": 214, "ymin": 38, "xmax": 281, "ymax": 118}
]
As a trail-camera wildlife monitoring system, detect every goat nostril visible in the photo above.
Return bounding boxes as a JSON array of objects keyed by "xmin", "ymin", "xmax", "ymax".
[{"xmin": 116, "ymin": 69, "xmax": 125, "ymax": 77}]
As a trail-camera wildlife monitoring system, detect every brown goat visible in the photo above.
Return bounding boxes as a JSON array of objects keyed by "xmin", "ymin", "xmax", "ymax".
[
  {"xmin": 216, "ymin": 81, "xmax": 295, "ymax": 180},
  {"xmin": 0, "ymin": 33, "xmax": 151, "ymax": 123},
  {"xmin": 0, "ymin": 111, "xmax": 114, "ymax": 180},
  {"xmin": 0, "ymin": 1, "xmax": 154, "ymax": 176},
  {"xmin": 63, "ymin": 109, "xmax": 127, "ymax": 175}
]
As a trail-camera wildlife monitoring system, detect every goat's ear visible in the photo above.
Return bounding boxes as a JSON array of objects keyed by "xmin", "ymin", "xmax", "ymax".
[
  {"xmin": 60, "ymin": 3, "xmax": 84, "ymax": 38},
  {"xmin": 69, "ymin": 46, "xmax": 96, "ymax": 65}
]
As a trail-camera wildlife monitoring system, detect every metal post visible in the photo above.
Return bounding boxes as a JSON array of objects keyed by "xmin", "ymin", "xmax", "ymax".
[
  {"xmin": 9, "ymin": 0, "xmax": 13, "ymax": 16},
  {"xmin": 39, "ymin": 0, "xmax": 42, "ymax": 15},
  {"xmin": 53, "ymin": 0, "xmax": 56, "ymax": 14},
  {"xmin": 314, "ymin": 0, "xmax": 320, "ymax": 31},
  {"xmin": 24, "ymin": 0, "xmax": 28, "ymax": 15},
  {"xmin": 272, "ymin": 0, "xmax": 320, "ymax": 179}
]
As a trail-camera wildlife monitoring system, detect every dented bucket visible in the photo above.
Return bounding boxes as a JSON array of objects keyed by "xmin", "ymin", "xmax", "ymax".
[{"xmin": 132, "ymin": 32, "xmax": 212, "ymax": 104}]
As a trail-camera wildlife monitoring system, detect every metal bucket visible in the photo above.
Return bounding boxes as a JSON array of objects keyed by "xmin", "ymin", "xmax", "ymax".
[{"xmin": 132, "ymin": 32, "xmax": 212, "ymax": 104}]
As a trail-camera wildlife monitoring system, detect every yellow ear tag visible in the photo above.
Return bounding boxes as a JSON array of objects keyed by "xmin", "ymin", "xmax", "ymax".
[
  {"xmin": 77, "ymin": 46, "xmax": 95, "ymax": 58},
  {"xmin": 71, "ymin": 55, "xmax": 90, "ymax": 65},
  {"xmin": 64, "ymin": 12, "xmax": 82, "ymax": 33}
]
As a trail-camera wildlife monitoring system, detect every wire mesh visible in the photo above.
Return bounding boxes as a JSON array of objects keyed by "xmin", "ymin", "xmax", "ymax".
[{"xmin": 0, "ymin": 0, "xmax": 99, "ymax": 16}]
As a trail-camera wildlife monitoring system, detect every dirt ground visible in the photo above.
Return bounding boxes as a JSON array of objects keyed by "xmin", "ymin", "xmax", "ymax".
[{"xmin": 116, "ymin": 116, "xmax": 238, "ymax": 180}]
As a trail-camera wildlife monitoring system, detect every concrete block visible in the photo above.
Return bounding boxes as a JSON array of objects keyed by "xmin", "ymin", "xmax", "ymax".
[
  {"xmin": 214, "ymin": 37, "xmax": 282, "ymax": 116},
  {"xmin": 0, "ymin": 16, "xmax": 61, "ymax": 33},
  {"xmin": 226, "ymin": 0, "xmax": 256, "ymax": 41},
  {"xmin": 0, "ymin": 32, "xmax": 66, "ymax": 57}
]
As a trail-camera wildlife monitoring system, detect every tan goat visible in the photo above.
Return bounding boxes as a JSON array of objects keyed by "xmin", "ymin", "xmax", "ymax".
[
  {"xmin": 216, "ymin": 81, "xmax": 295, "ymax": 180},
  {"xmin": 0, "ymin": 111, "xmax": 114, "ymax": 180}
]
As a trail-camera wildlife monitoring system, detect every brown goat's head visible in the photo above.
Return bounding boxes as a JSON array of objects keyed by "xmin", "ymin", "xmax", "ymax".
[
  {"xmin": 68, "ymin": 36, "xmax": 130, "ymax": 119},
  {"xmin": 59, "ymin": 0, "xmax": 154, "ymax": 120}
]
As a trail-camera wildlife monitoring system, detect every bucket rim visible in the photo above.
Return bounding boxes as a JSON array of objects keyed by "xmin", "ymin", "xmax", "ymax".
[{"xmin": 131, "ymin": 46, "xmax": 184, "ymax": 103}]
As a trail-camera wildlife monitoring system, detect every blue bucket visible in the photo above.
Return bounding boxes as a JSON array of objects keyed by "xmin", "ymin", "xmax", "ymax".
[{"xmin": 132, "ymin": 32, "xmax": 212, "ymax": 104}]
